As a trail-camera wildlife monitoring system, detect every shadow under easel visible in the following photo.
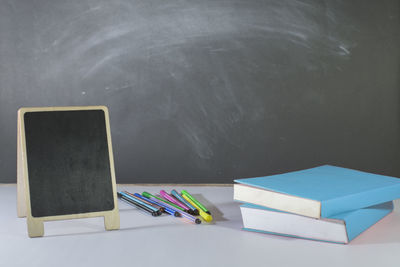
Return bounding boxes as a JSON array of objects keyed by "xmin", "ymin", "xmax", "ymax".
[{"xmin": 43, "ymin": 214, "xmax": 181, "ymax": 238}]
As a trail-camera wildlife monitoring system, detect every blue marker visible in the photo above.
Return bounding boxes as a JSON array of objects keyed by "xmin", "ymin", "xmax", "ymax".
[
  {"xmin": 142, "ymin": 194, "xmax": 201, "ymax": 224},
  {"xmin": 171, "ymin": 189, "xmax": 199, "ymax": 215},
  {"xmin": 134, "ymin": 193, "xmax": 179, "ymax": 217},
  {"xmin": 118, "ymin": 192, "xmax": 159, "ymax": 216},
  {"xmin": 119, "ymin": 192, "xmax": 160, "ymax": 215}
]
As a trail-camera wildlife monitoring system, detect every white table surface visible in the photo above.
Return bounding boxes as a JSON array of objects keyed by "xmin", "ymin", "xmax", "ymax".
[{"xmin": 1, "ymin": 184, "xmax": 400, "ymax": 267}]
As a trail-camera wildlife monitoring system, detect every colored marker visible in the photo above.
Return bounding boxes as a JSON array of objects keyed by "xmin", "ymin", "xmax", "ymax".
[
  {"xmin": 123, "ymin": 191, "xmax": 163, "ymax": 215},
  {"xmin": 120, "ymin": 191, "xmax": 161, "ymax": 216},
  {"xmin": 142, "ymin": 193, "xmax": 201, "ymax": 224},
  {"xmin": 119, "ymin": 191, "xmax": 160, "ymax": 215},
  {"xmin": 182, "ymin": 194, "xmax": 213, "ymax": 222},
  {"xmin": 134, "ymin": 193, "xmax": 179, "ymax": 217},
  {"xmin": 181, "ymin": 190, "xmax": 211, "ymax": 215},
  {"xmin": 117, "ymin": 192, "xmax": 159, "ymax": 216},
  {"xmin": 142, "ymin": 195, "xmax": 183, "ymax": 218},
  {"xmin": 123, "ymin": 191, "xmax": 164, "ymax": 211},
  {"xmin": 171, "ymin": 189, "xmax": 199, "ymax": 216},
  {"xmin": 160, "ymin": 190, "xmax": 193, "ymax": 214},
  {"xmin": 151, "ymin": 197, "xmax": 201, "ymax": 225},
  {"xmin": 142, "ymin": 191, "xmax": 185, "ymax": 212}
]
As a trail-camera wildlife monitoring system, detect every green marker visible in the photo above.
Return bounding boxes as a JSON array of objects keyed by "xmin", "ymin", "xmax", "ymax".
[
  {"xmin": 181, "ymin": 190, "xmax": 211, "ymax": 215},
  {"xmin": 142, "ymin": 191, "xmax": 185, "ymax": 212}
]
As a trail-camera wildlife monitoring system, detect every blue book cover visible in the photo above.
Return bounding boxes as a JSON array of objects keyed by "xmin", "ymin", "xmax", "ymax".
[
  {"xmin": 240, "ymin": 202, "xmax": 393, "ymax": 244},
  {"xmin": 234, "ymin": 165, "xmax": 400, "ymax": 218}
]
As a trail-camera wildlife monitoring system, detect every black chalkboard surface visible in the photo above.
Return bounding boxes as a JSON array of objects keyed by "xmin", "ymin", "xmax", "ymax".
[
  {"xmin": 24, "ymin": 110, "xmax": 114, "ymax": 217},
  {"xmin": 17, "ymin": 106, "xmax": 120, "ymax": 237}
]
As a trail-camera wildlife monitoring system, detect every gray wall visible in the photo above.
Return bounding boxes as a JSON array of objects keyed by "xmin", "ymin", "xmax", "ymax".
[{"xmin": 1, "ymin": 0, "xmax": 399, "ymax": 183}]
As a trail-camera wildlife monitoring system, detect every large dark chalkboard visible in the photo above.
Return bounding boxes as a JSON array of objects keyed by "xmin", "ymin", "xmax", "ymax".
[
  {"xmin": 1, "ymin": 0, "xmax": 399, "ymax": 183},
  {"xmin": 24, "ymin": 109, "xmax": 114, "ymax": 217}
]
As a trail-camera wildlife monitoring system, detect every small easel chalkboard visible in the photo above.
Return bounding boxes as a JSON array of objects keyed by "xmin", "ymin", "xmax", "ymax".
[{"xmin": 17, "ymin": 106, "xmax": 120, "ymax": 237}]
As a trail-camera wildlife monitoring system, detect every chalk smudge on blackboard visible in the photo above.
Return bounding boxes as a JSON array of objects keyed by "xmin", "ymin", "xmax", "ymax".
[{"xmin": 31, "ymin": 0, "xmax": 358, "ymax": 160}]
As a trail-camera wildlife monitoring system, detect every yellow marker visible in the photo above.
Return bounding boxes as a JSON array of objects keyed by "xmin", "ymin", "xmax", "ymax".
[{"xmin": 182, "ymin": 194, "xmax": 213, "ymax": 222}]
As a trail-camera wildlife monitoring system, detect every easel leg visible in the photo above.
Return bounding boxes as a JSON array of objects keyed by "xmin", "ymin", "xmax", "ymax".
[
  {"xmin": 104, "ymin": 210, "xmax": 120, "ymax": 230},
  {"xmin": 17, "ymin": 114, "xmax": 27, "ymax": 218},
  {"xmin": 17, "ymin": 175, "xmax": 27, "ymax": 218},
  {"xmin": 27, "ymin": 217, "xmax": 44, "ymax": 237}
]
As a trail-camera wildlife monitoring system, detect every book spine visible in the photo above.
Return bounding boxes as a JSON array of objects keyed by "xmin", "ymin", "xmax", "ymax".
[{"xmin": 342, "ymin": 201, "xmax": 393, "ymax": 241}]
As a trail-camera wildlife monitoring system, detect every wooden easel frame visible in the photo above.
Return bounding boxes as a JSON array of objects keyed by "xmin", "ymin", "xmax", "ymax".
[{"xmin": 17, "ymin": 106, "xmax": 120, "ymax": 237}]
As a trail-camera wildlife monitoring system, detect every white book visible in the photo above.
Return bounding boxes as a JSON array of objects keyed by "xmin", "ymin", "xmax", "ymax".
[{"xmin": 240, "ymin": 202, "xmax": 393, "ymax": 244}]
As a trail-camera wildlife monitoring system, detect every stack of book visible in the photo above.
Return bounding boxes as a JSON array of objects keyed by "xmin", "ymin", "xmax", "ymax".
[{"xmin": 234, "ymin": 165, "xmax": 400, "ymax": 244}]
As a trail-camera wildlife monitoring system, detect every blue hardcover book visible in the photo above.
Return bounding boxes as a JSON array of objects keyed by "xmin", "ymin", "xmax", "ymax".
[
  {"xmin": 240, "ymin": 202, "xmax": 393, "ymax": 244},
  {"xmin": 234, "ymin": 165, "xmax": 400, "ymax": 218}
]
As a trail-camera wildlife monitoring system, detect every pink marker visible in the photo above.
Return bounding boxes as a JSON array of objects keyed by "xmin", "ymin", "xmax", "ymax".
[{"xmin": 160, "ymin": 190, "xmax": 190, "ymax": 211}]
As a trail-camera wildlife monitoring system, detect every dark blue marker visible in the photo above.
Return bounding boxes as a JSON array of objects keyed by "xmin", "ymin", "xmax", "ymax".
[{"xmin": 134, "ymin": 193, "xmax": 179, "ymax": 217}]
